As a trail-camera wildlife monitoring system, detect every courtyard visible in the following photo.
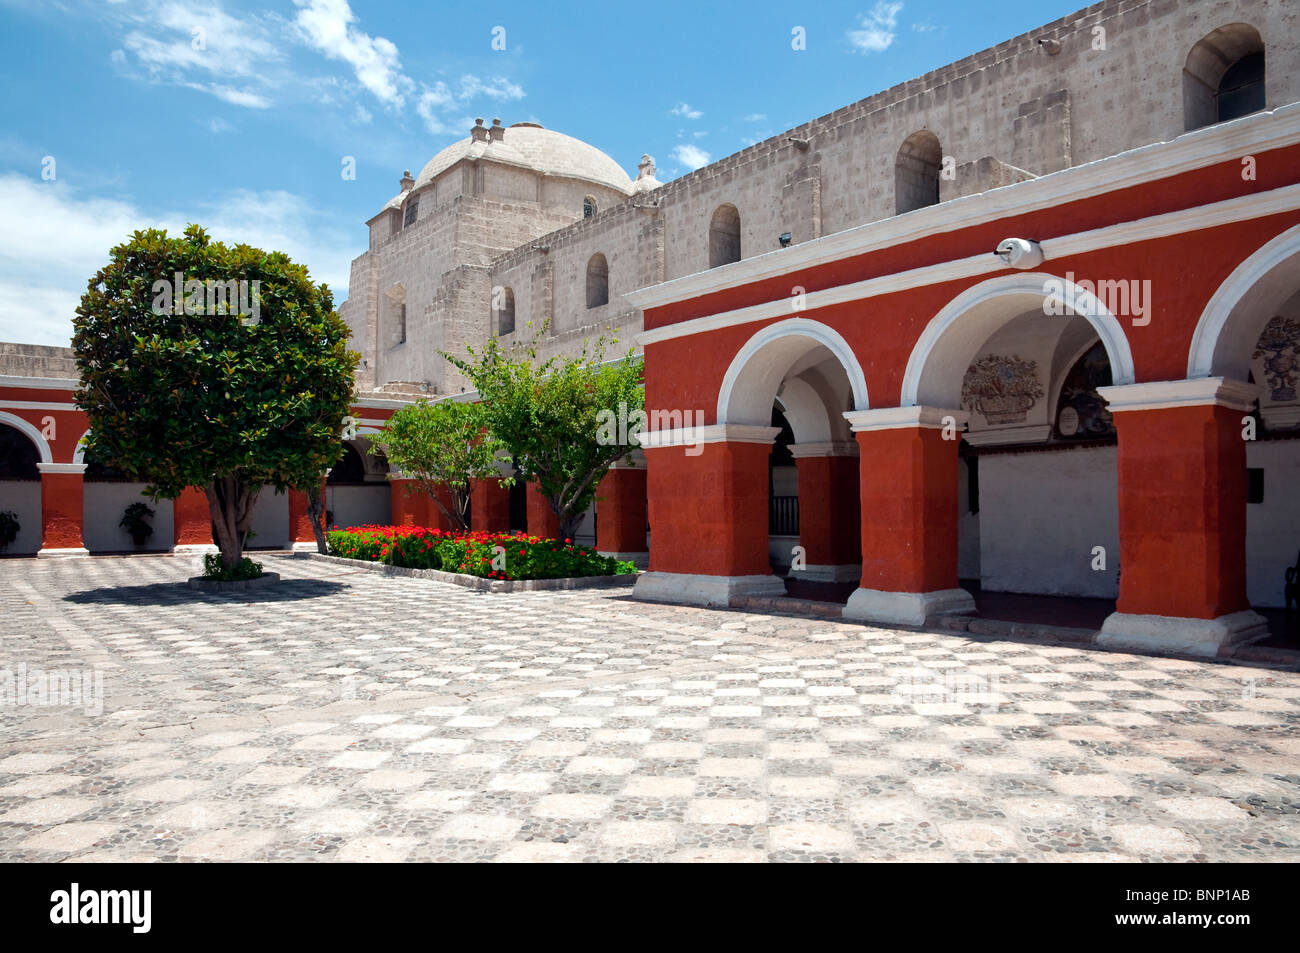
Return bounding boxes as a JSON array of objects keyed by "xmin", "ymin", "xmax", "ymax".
[{"xmin": 1, "ymin": 554, "xmax": 1297, "ymax": 863}]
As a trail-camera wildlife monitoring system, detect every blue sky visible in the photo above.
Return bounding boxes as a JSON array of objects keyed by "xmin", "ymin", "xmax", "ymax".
[{"xmin": 0, "ymin": 0, "xmax": 1088, "ymax": 347}]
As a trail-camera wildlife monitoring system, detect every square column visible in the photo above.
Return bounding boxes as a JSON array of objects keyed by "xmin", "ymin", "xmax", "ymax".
[
  {"xmin": 390, "ymin": 478, "xmax": 456, "ymax": 531},
  {"xmin": 596, "ymin": 461, "xmax": 648, "ymax": 566},
  {"xmin": 172, "ymin": 485, "xmax": 217, "ymax": 554},
  {"xmin": 1096, "ymin": 379, "xmax": 1268, "ymax": 656},
  {"xmin": 470, "ymin": 478, "xmax": 511, "ymax": 533},
  {"xmin": 37, "ymin": 462, "xmax": 88, "ymax": 557},
  {"xmin": 526, "ymin": 481, "xmax": 561, "ymax": 540},
  {"xmin": 789, "ymin": 442, "xmax": 860, "ymax": 583},
  {"xmin": 842, "ymin": 408, "xmax": 975, "ymax": 625},
  {"xmin": 289, "ymin": 477, "xmax": 327, "ymax": 552},
  {"xmin": 634, "ymin": 424, "xmax": 784, "ymax": 607}
]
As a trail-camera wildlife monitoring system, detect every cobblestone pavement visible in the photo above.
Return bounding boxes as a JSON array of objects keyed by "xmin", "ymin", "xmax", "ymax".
[{"xmin": 1, "ymin": 554, "xmax": 1298, "ymax": 863}]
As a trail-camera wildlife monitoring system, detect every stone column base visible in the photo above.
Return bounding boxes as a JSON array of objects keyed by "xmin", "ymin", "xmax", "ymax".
[
  {"xmin": 793, "ymin": 563, "xmax": 861, "ymax": 584},
  {"xmin": 633, "ymin": 571, "xmax": 784, "ymax": 608},
  {"xmin": 843, "ymin": 586, "xmax": 976, "ymax": 626},
  {"xmin": 599, "ymin": 551, "xmax": 649, "ymax": 569},
  {"xmin": 37, "ymin": 547, "xmax": 90, "ymax": 559},
  {"xmin": 172, "ymin": 544, "xmax": 220, "ymax": 556},
  {"xmin": 1098, "ymin": 609, "xmax": 1269, "ymax": 658},
  {"xmin": 292, "ymin": 541, "xmax": 322, "ymax": 553}
]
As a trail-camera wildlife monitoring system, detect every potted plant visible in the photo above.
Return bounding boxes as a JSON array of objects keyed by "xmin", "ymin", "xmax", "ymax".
[
  {"xmin": 0, "ymin": 510, "xmax": 19, "ymax": 552},
  {"xmin": 119, "ymin": 502, "xmax": 155, "ymax": 548}
]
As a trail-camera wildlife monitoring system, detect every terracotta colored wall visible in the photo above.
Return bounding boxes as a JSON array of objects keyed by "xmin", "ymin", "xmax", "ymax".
[
  {"xmin": 596, "ymin": 468, "xmax": 648, "ymax": 553},
  {"xmin": 470, "ymin": 478, "xmax": 511, "ymax": 533},
  {"xmin": 646, "ymin": 441, "xmax": 771, "ymax": 577},
  {"xmin": 289, "ymin": 480, "xmax": 326, "ymax": 542},
  {"xmin": 1113, "ymin": 404, "xmax": 1249, "ymax": 620},
  {"xmin": 172, "ymin": 486, "xmax": 212, "ymax": 546},
  {"xmin": 857, "ymin": 427, "xmax": 960, "ymax": 593},
  {"xmin": 526, "ymin": 482, "xmax": 561, "ymax": 540},
  {"xmin": 796, "ymin": 455, "xmax": 861, "ymax": 566},
  {"xmin": 39, "ymin": 472, "xmax": 84, "ymax": 550}
]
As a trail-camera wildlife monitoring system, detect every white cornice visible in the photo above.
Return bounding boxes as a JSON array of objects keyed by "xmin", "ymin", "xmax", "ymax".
[
  {"xmin": 1097, "ymin": 378, "xmax": 1260, "ymax": 413},
  {"xmin": 0, "ymin": 400, "xmax": 78, "ymax": 411},
  {"xmin": 37, "ymin": 462, "xmax": 87, "ymax": 474},
  {"xmin": 626, "ymin": 103, "xmax": 1300, "ymax": 315},
  {"xmin": 843, "ymin": 406, "xmax": 966, "ymax": 432},
  {"xmin": 788, "ymin": 441, "xmax": 859, "ymax": 458},
  {"xmin": 639, "ymin": 424, "xmax": 778, "ymax": 448},
  {"xmin": 636, "ymin": 181, "xmax": 1300, "ymax": 347},
  {"xmin": 0, "ymin": 375, "xmax": 77, "ymax": 391}
]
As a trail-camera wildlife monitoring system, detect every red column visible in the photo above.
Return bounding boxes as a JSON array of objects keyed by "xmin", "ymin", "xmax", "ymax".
[
  {"xmin": 390, "ymin": 478, "xmax": 430, "ymax": 528},
  {"xmin": 37, "ymin": 463, "xmax": 88, "ymax": 556},
  {"xmin": 1096, "ymin": 379, "xmax": 1266, "ymax": 654},
  {"xmin": 526, "ymin": 482, "xmax": 561, "ymax": 540},
  {"xmin": 791, "ymin": 443, "xmax": 860, "ymax": 579},
  {"xmin": 842, "ymin": 408, "xmax": 974, "ymax": 625},
  {"xmin": 172, "ymin": 485, "xmax": 214, "ymax": 551},
  {"xmin": 634, "ymin": 429, "xmax": 784, "ymax": 606},
  {"xmin": 596, "ymin": 465, "xmax": 647, "ymax": 557},
  {"xmin": 470, "ymin": 478, "xmax": 511, "ymax": 533},
  {"xmin": 289, "ymin": 478, "xmax": 327, "ymax": 550}
]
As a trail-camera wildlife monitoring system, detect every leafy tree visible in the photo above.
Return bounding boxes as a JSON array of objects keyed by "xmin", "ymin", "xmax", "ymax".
[
  {"xmin": 370, "ymin": 399, "xmax": 511, "ymax": 532},
  {"xmin": 73, "ymin": 225, "xmax": 359, "ymax": 572},
  {"xmin": 445, "ymin": 324, "xmax": 644, "ymax": 541}
]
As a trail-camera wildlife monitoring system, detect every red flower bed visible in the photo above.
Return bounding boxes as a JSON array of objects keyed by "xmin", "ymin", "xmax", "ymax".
[{"xmin": 325, "ymin": 524, "xmax": 634, "ymax": 581}]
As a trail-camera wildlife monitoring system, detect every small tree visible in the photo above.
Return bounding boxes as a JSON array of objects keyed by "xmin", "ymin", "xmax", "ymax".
[
  {"xmin": 74, "ymin": 225, "xmax": 358, "ymax": 573},
  {"xmin": 445, "ymin": 325, "xmax": 644, "ymax": 541},
  {"xmin": 371, "ymin": 399, "xmax": 510, "ymax": 532}
]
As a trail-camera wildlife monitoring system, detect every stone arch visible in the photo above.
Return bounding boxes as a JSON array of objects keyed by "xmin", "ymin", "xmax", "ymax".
[
  {"xmin": 708, "ymin": 204, "xmax": 741, "ymax": 268},
  {"xmin": 901, "ymin": 273, "xmax": 1135, "ymax": 409},
  {"xmin": 895, "ymin": 130, "xmax": 942, "ymax": 215},
  {"xmin": 72, "ymin": 428, "xmax": 93, "ymax": 465},
  {"xmin": 0, "ymin": 411, "xmax": 53, "ymax": 464},
  {"xmin": 1188, "ymin": 223, "xmax": 1300, "ymax": 381},
  {"xmin": 717, "ymin": 318, "xmax": 869, "ymax": 427},
  {"xmin": 586, "ymin": 253, "xmax": 609, "ymax": 309},
  {"xmin": 495, "ymin": 286, "xmax": 516, "ymax": 335},
  {"xmin": 1183, "ymin": 23, "xmax": 1265, "ymax": 131}
]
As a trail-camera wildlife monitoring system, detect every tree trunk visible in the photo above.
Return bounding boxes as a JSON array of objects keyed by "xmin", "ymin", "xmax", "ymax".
[
  {"xmin": 306, "ymin": 491, "xmax": 329, "ymax": 554},
  {"xmin": 205, "ymin": 475, "xmax": 259, "ymax": 570}
]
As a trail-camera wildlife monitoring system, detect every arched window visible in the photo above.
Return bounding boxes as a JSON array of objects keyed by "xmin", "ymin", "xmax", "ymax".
[
  {"xmin": 403, "ymin": 193, "xmax": 419, "ymax": 228},
  {"xmin": 1184, "ymin": 24, "xmax": 1265, "ymax": 131},
  {"xmin": 496, "ymin": 287, "xmax": 515, "ymax": 336},
  {"xmin": 583, "ymin": 196, "xmax": 597, "ymax": 219},
  {"xmin": 708, "ymin": 204, "xmax": 741, "ymax": 268},
  {"xmin": 895, "ymin": 131, "xmax": 942, "ymax": 214},
  {"xmin": 586, "ymin": 253, "xmax": 609, "ymax": 309},
  {"xmin": 0, "ymin": 424, "xmax": 40, "ymax": 480}
]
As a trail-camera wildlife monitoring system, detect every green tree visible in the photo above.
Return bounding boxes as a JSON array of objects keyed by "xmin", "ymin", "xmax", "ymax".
[
  {"xmin": 73, "ymin": 225, "xmax": 359, "ymax": 572},
  {"xmin": 370, "ymin": 399, "xmax": 511, "ymax": 532},
  {"xmin": 445, "ymin": 325, "xmax": 644, "ymax": 541}
]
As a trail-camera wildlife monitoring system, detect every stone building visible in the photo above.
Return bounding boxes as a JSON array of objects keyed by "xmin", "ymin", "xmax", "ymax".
[{"xmin": 2, "ymin": 0, "xmax": 1298, "ymax": 657}]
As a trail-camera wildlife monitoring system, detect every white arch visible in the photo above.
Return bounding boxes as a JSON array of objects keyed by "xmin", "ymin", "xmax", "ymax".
[
  {"xmin": 775, "ymin": 377, "xmax": 839, "ymax": 443},
  {"xmin": 71, "ymin": 428, "xmax": 93, "ymax": 465},
  {"xmin": 717, "ymin": 318, "xmax": 869, "ymax": 426},
  {"xmin": 900, "ymin": 272, "xmax": 1136, "ymax": 408},
  {"xmin": 0, "ymin": 411, "xmax": 54, "ymax": 464},
  {"xmin": 1188, "ymin": 223, "xmax": 1300, "ymax": 380}
]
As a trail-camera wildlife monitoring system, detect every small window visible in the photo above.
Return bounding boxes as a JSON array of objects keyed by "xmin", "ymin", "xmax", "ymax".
[
  {"xmin": 1183, "ymin": 24, "xmax": 1266, "ymax": 131},
  {"xmin": 403, "ymin": 194, "xmax": 419, "ymax": 227},
  {"xmin": 586, "ymin": 253, "xmax": 609, "ymax": 309},
  {"xmin": 583, "ymin": 196, "xmax": 597, "ymax": 218},
  {"xmin": 496, "ymin": 287, "xmax": 515, "ymax": 336},
  {"xmin": 895, "ymin": 131, "xmax": 942, "ymax": 214},
  {"xmin": 708, "ymin": 204, "xmax": 741, "ymax": 268}
]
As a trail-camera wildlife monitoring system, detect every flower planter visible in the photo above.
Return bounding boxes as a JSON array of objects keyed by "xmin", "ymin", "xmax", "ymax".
[
  {"xmin": 187, "ymin": 572, "xmax": 280, "ymax": 591},
  {"xmin": 307, "ymin": 553, "xmax": 635, "ymax": 592}
]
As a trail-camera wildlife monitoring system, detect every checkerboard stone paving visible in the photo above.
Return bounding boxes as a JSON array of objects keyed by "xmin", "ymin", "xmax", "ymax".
[{"xmin": 1, "ymin": 554, "xmax": 1298, "ymax": 862}]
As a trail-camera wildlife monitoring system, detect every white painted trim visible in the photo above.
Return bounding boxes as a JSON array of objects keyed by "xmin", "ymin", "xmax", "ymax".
[
  {"xmin": 843, "ymin": 587, "xmax": 976, "ymax": 626},
  {"xmin": 843, "ymin": 406, "xmax": 965, "ymax": 433},
  {"xmin": 0, "ymin": 410, "xmax": 53, "ymax": 463},
  {"xmin": 626, "ymin": 104, "xmax": 1300, "ymax": 312},
  {"xmin": 900, "ymin": 272, "xmax": 1136, "ymax": 408},
  {"xmin": 71, "ymin": 429, "xmax": 92, "ymax": 465},
  {"xmin": 1097, "ymin": 378, "xmax": 1260, "ymax": 413},
  {"xmin": 635, "ymin": 181, "xmax": 1300, "ymax": 350},
  {"xmin": 36, "ymin": 462, "xmax": 87, "ymax": 475},
  {"xmin": 0, "ymin": 375, "xmax": 77, "ymax": 391},
  {"xmin": 0, "ymin": 401, "xmax": 78, "ymax": 411},
  {"xmin": 638, "ymin": 424, "xmax": 778, "ymax": 448},
  {"xmin": 1187, "ymin": 222, "xmax": 1300, "ymax": 378},
  {"xmin": 963, "ymin": 424, "xmax": 1054, "ymax": 447},
  {"xmin": 36, "ymin": 547, "xmax": 90, "ymax": 559},
  {"xmin": 716, "ymin": 318, "xmax": 869, "ymax": 424},
  {"xmin": 788, "ymin": 441, "xmax": 859, "ymax": 458},
  {"xmin": 632, "ymin": 571, "xmax": 785, "ymax": 607}
]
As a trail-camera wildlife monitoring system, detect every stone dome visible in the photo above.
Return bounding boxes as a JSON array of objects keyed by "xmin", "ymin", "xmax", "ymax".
[{"xmin": 414, "ymin": 121, "xmax": 633, "ymax": 194}]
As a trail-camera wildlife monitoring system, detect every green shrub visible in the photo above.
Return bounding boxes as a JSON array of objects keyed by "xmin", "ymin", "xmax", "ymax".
[{"xmin": 202, "ymin": 553, "xmax": 264, "ymax": 581}]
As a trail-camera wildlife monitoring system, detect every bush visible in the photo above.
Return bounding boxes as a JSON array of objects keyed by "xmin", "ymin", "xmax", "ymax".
[
  {"xmin": 325, "ymin": 525, "xmax": 636, "ymax": 581},
  {"xmin": 0, "ymin": 510, "xmax": 19, "ymax": 549},
  {"xmin": 202, "ymin": 553, "xmax": 264, "ymax": 581}
]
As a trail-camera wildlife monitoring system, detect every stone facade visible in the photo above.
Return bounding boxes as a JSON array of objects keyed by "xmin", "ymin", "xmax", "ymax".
[{"xmin": 340, "ymin": 0, "xmax": 1299, "ymax": 397}]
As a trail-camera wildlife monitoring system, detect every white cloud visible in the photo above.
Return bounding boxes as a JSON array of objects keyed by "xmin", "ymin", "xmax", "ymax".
[
  {"xmin": 457, "ymin": 75, "xmax": 524, "ymax": 101},
  {"xmin": 743, "ymin": 113, "xmax": 767, "ymax": 122},
  {"xmin": 0, "ymin": 173, "xmax": 357, "ymax": 347},
  {"xmin": 184, "ymin": 82, "xmax": 272, "ymax": 109},
  {"xmin": 292, "ymin": 0, "xmax": 411, "ymax": 107},
  {"xmin": 848, "ymin": 1, "xmax": 903, "ymax": 53},
  {"xmin": 912, "ymin": 21, "xmax": 936, "ymax": 33},
  {"xmin": 416, "ymin": 76, "xmax": 526, "ymax": 136},
  {"xmin": 670, "ymin": 144, "xmax": 710, "ymax": 171},
  {"xmin": 670, "ymin": 102, "xmax": 702, "ymax": 120}
]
